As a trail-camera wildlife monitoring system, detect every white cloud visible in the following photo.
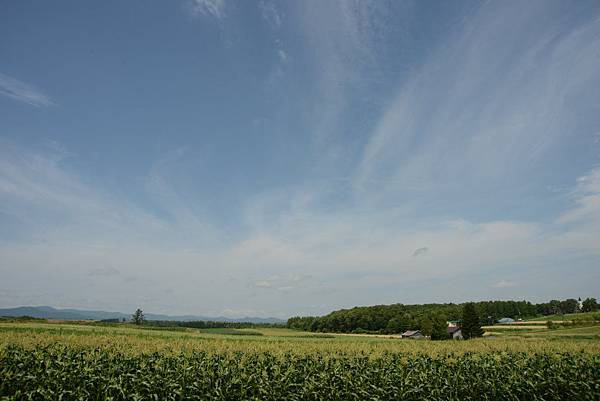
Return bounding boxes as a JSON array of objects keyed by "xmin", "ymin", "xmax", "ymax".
[
  {"xmin": 189, "ymin": 0, "xmax": 226, "ymax": 19},
  {"xmin": 259, "ymin": 1, "xmax": 282, "ymax": 28},
  {"xmin": 558, "ymin": 167, "xmax": 600, "ymax": 225},
  {"xmin": 1, "ymin": 149, "xmax": 600, "ymax": 315},
  {"xmin": 0, "ymin": 72, "xmax": 55, "ymax": 107},
  {"xmin": 296, "ymin": 1, "xmax": 390, "ymax": 147},
  {"xmin": 253, "ymin": 280, "xmax": 273, "ymax": 289},
  {"xmin": 277, "ymin": 49, "xmax": 288, "ymax": 63},
  {"xmin": 551, "ymin": 167, "xmax": 600, "ymax": 255},
  {"xmin": 491, "ymin": 280, "xmax": 518, "ymax": 289},
  {"xmin": 0, "ymin": 143, "xmax": 169, "ymax": 244},
  {"xmin": 354, "ymin": 1, "xmax": 600, "ymax": 192},
  {"xmin": 2, "ymin": 2, "xmax": 600, "ymax": 316},
  {"xmin": 251, "ymin": 274, "xmax": 312, "ymax": 292}
]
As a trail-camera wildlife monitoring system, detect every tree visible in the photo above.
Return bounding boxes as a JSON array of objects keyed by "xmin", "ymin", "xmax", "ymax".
[
  {"xmin": 386, "ymin": 317, "xmax": 406, "ymax": 333},
  {"xmin": 419, "ymin": 318, "xmax": 433, "ymax": 337},
  {"xmin": 582, "ymin": 298, "xmax": 598, "ymax": 313},
  {"xmin": 559, "ymin": 299, "xmax": 579, "ymax": 314},
  {"xmin": 461, "ymin": 303, "xmax": 483, "ymax": 339},
  {"xmin": 132, "ymin": 308, "xmax": 145, "ymax": 325},
  {"xmin": 431, "ymin": 314, "xmax": 449, "ymax": 340}
]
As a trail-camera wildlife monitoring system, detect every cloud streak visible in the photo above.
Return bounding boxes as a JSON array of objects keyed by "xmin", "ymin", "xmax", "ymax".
[
  {"xmin": 491, "ymin": 280, "xmax": 518, "ymax": 289},
  {"xmin": 1, "ymin": 1, "xmax": 599, "ymax": 317},
  {"xmin": 354, "ymin": 1, "xmax": 600, "ymax": 193},
  {"xmin": 1, "ymin": 141, "xmax": 599, "ymax": 316},
  {"xmin": 296, "ymin": 1, "xmax": 388, "ymax": 147},
  {"xmin": 259, "ymin": 1, "xmax": 282, "ymax": 29},
  {"xmin": 0, "ymin": 72, "xmax": 55, "ymax": 107},
  {"xmin": 189, "ymin": 0, "xmax": 226, "ymax": 19}
]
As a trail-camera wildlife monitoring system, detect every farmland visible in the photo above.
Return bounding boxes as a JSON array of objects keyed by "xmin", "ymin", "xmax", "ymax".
[
  {"xmin": 526, "ymin": 311, "xmax": 600, "ymax": 322},
  {"xmin": 1, "ymin": 320, "xmax": 600, "ymax": 400}
]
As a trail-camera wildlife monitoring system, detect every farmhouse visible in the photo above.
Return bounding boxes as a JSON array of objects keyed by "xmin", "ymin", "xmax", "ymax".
[
  {"xmin": 448, "ymin": 326, "xmax": 463, "ymax": 340},
  {"xmin": 402, "ymin": 330, "xmax": 424, "ymax": 339}
]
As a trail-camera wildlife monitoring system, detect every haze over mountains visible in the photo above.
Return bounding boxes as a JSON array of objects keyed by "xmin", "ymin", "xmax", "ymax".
[{"xmin": 0, "ymin": 306, "xmax": 285, "ymax": 324}]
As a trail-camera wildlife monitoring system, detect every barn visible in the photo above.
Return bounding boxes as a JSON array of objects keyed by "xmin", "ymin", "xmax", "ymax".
[
  {"xmin": 402, "ymin": 330, "xmax": 424, "ymax": 339},
  {"xmin": 448, "ymin": 326, "xmax": 463, "ymax": 340}
]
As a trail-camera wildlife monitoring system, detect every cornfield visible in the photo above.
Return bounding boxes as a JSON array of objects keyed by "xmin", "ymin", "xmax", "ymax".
[
  {"xmin": 2, "ymin": 322, "xmax": 600, "ymax": 357},
  {"xmin": 2, "ymin": 345, "xmax": 600, "ymax": 400}
]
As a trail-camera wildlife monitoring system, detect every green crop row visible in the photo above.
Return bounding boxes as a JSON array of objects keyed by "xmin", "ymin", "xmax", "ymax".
[{"xmin": 1, "ymin": 345, "xmax": 599, "ymax": 400}]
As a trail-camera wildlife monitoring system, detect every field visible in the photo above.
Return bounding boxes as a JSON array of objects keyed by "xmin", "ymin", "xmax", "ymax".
[
  {"xmin": 526, "ymin": 311, "xmax": 600, "ymax": 322},
  {"xmin": 2, "ymin": 320, "xmax": 600, "ymax": 400}
]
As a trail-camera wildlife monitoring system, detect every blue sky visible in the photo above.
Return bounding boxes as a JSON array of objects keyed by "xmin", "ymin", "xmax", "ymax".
[{"xmin": 1, "ymin": 0, "xmax": 599, "ymax": 318}]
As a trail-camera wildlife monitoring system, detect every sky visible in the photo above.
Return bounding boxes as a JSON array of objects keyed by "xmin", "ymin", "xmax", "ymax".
[{"xmin": 1, "ymin": 0, "xmax": 600, "ymax": 318}]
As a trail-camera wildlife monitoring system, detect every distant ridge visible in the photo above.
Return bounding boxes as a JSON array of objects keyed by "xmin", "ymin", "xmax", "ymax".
[{"xmin": 0, "ymin": 306, "xmax": 285, "ymax": 324}]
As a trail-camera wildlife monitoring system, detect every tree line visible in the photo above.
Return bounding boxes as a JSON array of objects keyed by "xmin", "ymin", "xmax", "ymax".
[
  {"xmin": 287, "ymin": 298, "xmax": 598, "ymax": 335},
  {"xmin": 143, "ymin": 320, "xmax": 282, "ymax": 329},
  {"xmin": 128, "ymin": 309, "xmax": 282, "ymax": 329}
]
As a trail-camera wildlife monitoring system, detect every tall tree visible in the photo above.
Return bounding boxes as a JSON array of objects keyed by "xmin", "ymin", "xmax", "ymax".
[
  {"xmin": 582, "ymin": 298, "xmax": 598, "ymax": 313},
  {"xmin": 132, "ymin": 308, "xmax": 145, "ymax": 325},
  {"xmin": 431, "ymin": 314, "xmax": 449, "ymax": 340},
  {"xmin": 461, "ymin": 303, "xmax": 483, "ymax": 339},
  {"xmin": 419, "ymin": 318, "xmax": 433, "ymax": 337},
  {"xmin": 559, "ymin": 299, "xmax": 579, "ymax": 314}
]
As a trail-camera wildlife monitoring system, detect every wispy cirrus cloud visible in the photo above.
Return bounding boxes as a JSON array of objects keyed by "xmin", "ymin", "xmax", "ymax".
[
  {"xmin": 491, "ymin": 280, "xmax": 518, "ymax": 289},
  {"xmin": 1, "ymin": 140, "xmax": 600, "ymax": 316},
  {"xmin": 251, "ymin": 274, "xmax": 310, "ymax": 292},
  {"xmin": 0, "ymin": 72, "xmax": 55, "ymax": 107},
  {"xmin": 189, "ymin": 0, "xmax": 226, "ymax": 19},
  {"xmin": 259, "ymin": 1, "xmax": 282, "ymax": 29},
  {"xmin": 552, "ymin": 166, "xmax": 600, "ymax": 254},
  {"xmin": 2, "ymin": 1, "xmax": 600, "ymax": 317},
  {"xmin": 296, "ymin": 1, "xmax": 384, "ymax": 147},
  {"xmin": 0, "ymin": 142, "xmax": 166, "ymax": 243},
  {"xmin": 558, "ymin": 168, "xmax": 600, "ymax": 225},
  {"xmin": 354, "ymin": 1, "xmax": 600, "ymax": 193}
]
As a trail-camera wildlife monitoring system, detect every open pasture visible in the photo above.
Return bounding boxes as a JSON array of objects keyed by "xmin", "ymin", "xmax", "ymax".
[{"xmin": 526, "ymin": 311, "xmax": 600, "ymax": 322}]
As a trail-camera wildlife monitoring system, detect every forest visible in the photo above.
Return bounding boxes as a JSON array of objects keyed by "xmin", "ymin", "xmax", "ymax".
[{"xmin": 287, "ymin": 298, "xmax": 599, "ymax": 334}]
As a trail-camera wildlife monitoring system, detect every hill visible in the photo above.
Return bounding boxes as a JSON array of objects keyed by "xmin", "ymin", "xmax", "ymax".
[{"xmin": 0, "ymin": 306, "xmax": 285, "ymax": 324}]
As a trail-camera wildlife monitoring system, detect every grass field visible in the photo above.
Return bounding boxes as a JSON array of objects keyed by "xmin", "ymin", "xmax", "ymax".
[
  {"xmin": 1, "ymin": 320, "xmax": 600, "ymax": 399},
  {"xmin": 484, "ymin": 324, "xmax": 600, "ymax": 340},
  {"xmin": 527, "ymin": 311, "xmax": 600, "ymax": 322}
]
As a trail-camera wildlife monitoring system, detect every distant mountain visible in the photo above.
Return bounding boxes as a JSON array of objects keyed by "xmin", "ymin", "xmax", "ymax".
[
  {"xmin": 0, "ymin": 306, "xmax": 94, "ymax": 320},
  {"xmin": 0, "ymin": 306, "xmax": 285, "ymax": 324}
]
